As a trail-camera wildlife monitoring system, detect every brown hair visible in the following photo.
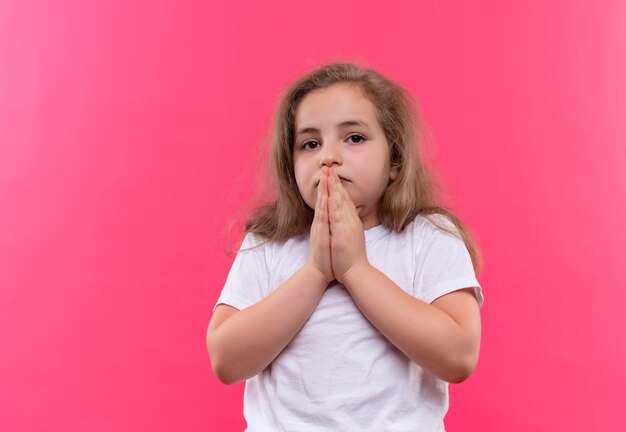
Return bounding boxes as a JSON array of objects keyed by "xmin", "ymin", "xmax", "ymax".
[{"xmin": 233, "ymin": 61, "xmax": 482, "ymax": 275}]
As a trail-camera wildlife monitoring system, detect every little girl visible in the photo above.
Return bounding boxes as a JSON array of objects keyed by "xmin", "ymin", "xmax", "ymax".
[{"xmin": 207, "ymin": 62, "xmax": 485, "ymax": 431}]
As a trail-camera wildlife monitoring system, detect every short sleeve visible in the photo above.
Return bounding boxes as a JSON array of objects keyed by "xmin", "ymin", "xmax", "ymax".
[
  {"xmin": 213, "ymin": 232, "xmax": 270, "ymax": 312},
  {"xmin": 413, "ymin": 216, "xmax": 484, "ymax": 309}
]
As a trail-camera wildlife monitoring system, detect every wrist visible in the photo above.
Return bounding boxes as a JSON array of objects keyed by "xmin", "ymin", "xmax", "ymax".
[
  {"xmin": 339, "ymin": 260, "xmax": 372, "ymax": 289},
  {"xmin": 302, "ymin": 262, "xmax": 333, "ymax": 288}
]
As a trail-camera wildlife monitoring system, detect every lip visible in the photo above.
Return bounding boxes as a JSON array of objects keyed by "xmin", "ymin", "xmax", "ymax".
[{"xmin": 315, "ymin": 175, "xmax": 350, "ymax": 187}]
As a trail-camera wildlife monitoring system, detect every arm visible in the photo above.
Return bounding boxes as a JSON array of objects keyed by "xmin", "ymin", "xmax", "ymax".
[
  {"xmin": 206, "ymin": 264, "xmax": 328, "ymax": 385},
  {"xmin": 322, "ymin": 168, "xmax": 481, "ymax": 383},
  {"xmin": 342, "ymin": 263, "xmax": 482, "ymax": 384},
  {"xmin": 208, "ymin": 168, "xmax": 336, "ymax": 385}
]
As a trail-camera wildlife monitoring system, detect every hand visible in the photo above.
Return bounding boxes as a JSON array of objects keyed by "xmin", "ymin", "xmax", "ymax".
[
  {"xmin": 305, "ymin": 166, "xmax": 335, "ymax": 285},
  {"xmin": 327, "ymin": 167, "xmax": 369, "ymax": 285}
]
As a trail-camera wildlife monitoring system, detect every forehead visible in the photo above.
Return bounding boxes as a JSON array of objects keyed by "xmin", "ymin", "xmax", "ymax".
[{"xmin": 294, "ymin": 83, "xmax": 379, "ymax": 130}]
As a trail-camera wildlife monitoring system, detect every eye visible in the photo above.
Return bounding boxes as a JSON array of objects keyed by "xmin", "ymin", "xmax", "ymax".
[
  {"xmin": 302, "ymin": 140, "xmax": 320, "ymax": 150},
  {"xmin": 347, "ymin": 134, "xmax": 365, "ymax": 144}
]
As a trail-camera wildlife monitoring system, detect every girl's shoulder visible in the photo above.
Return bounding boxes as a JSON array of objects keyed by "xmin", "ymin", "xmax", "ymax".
[
  {"xmin": 238, "ymin": 230, "xmax": 308, "ymax": 255},
  {"xmin": 242, "ymin": 230, "xmax": 268, "ymax": 246},
  {"xmin": 409, "ymin": 213, "xmax": 459, "ymax": 238}
]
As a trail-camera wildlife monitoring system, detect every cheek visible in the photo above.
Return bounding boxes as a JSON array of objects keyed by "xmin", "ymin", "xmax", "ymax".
[
  {"xmin": 361, "ymin": 165, "xmax": 390, "ymax": 197},
  {"xmin": 293, "ymin": 162, "xmax": 303, "ymax": 187},
  {"xmin": 293, "ymin": 165, "xmax": 314, "ymax": 204},
  {"xmin": 364, "ymin": 160, "xmax": 388, "ymax": 182}
]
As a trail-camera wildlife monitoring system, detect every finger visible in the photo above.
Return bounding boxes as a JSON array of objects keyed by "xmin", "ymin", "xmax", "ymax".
[
  {"xmin": 319, "ymin": 172, "xmax": 330, "ymax": 230},
  {"xmin": 313, "ymin": 204, "xmax": 320, "ymax": 231},
  {"xmin": 337, "ymin": 181, "xmax": 354, "ymax": 212},
  {"xmin": 320, "ymin": 195, "xmax": 331, "ymax": 243},
  {"xmin": 329, "ymin": 172, "xmax": 343, "ymax": 216},
  {"xmin": 317, "ymin": 174, "xmax": 322, "ymax": 201},
  {"xmin": 320, "ymin": 167, "xmax": 329, "ymax": 198},
  {"xmin": 332, "ymin": 172, "xmax": 359, "ymax": 224},
  {"xmin": 328, "ymin": 192, "xmax": 342, "ymax": 227},
  {"xmin": 328, "ymin": 169, "xmax": 338, "ymax": 202},
  {"xmin": 327, "ymin": 175, "xmax": 336, "ymax": 215},
  {"xmin": 314, "ymin": 179, "xmax": 322, "ymax": 224},
  {"xmin": 321, "ymin": 195, "xmax": 329, "ymax": 228},
  {"xmin": 332, "ymin": 169, "xmax": 357, "ymax": 216},
  {"xmin": 313, "ymin": 174, "xmax": 322, "ymax": 223},
  {"xmin": 332, "ymin": 168, "xmax": 350, "ymax": 203}
]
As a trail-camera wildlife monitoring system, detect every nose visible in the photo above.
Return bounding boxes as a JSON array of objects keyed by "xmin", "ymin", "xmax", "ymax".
[{"xmin": 319, "ymin": 140, "xmax": 342, "ymax": 168}]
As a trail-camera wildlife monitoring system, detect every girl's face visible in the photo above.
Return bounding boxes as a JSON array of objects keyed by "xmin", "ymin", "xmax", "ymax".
[{"xmin": 292, "ymin": 83, "xmax": 398, "ymax": 229}]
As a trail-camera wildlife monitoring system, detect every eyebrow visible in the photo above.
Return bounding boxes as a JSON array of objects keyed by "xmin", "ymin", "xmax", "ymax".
[{"xmin": 295, "ymin": 120, "xmax": 370, "ymax": 137}]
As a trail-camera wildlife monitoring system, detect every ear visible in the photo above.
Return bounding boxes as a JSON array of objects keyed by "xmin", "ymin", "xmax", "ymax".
[{"xmin": 389, "ymin": 165, "xmax": 399, "ymax": 181}]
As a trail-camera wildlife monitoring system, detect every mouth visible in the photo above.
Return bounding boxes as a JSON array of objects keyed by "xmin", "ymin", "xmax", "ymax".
[{"xmin": 316, "ymin": 176, "xmax": 350, "ymax": 187}]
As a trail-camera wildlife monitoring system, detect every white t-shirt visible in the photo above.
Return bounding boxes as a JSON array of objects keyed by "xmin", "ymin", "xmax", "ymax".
[{"xmin": 214, "ymin": 214, "xmax": 484, "ymax": 432}]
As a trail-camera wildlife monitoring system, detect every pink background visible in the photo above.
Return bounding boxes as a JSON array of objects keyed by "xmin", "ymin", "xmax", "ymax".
[{"xmin": 1, "ymin": 0, "xmax": 625, "ymax": 430}]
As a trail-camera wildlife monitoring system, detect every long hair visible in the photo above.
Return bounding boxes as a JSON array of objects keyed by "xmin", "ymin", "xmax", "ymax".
[{"xmin": 238, "ymin": 61, "xmax": 482, "ymax": 275}]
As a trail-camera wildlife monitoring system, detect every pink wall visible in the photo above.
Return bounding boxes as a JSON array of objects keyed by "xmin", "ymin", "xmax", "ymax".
[{"xmin": 1, "ymin": 0, "xmax": 625, "ymax": 430}]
